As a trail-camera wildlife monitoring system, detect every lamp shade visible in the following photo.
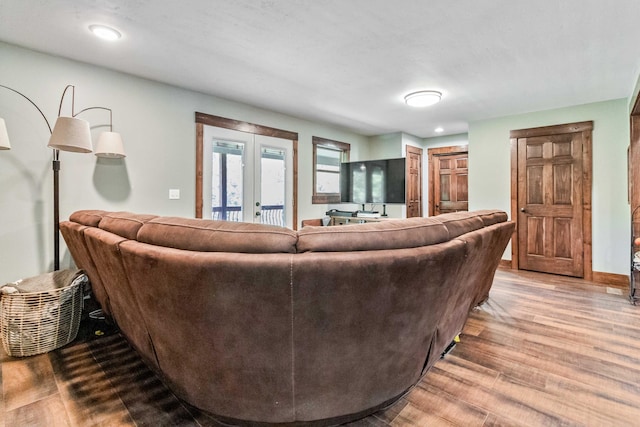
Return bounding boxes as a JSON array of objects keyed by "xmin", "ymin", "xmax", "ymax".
[
  {"xmin": 0, "ymin": 118, "xmax": 10, "ymax": 150},
  {"xmin": 94, "ymin": 131, "xmax": 126, "ymax": 158},
  {"xmin": 47, "ymin": 116, "xmax": 92, "ymax": 153}
]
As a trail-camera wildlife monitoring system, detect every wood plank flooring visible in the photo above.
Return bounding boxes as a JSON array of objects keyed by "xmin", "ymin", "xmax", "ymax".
[{"xmin": 2, "ymin": 268, "xmax": 640, "ymax": 426}]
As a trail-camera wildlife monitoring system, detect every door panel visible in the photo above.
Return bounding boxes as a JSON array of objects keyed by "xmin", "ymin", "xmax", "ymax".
[
  {"xmin": 517, "ymin": 133, "xmax": 583, "ymax": 277},
  {"xmin": 440, "ymin": 175, "xmax": 450, "ymax": 201},
  {"xmin": 526, "ymin": 216, "xmax": 544, "ymax": 256},
  {"xmin": 434, "ymin": 152, "xmax": 468, "ymax": 214},
  {"xmin": 405, "ymin": 145, "xmax": 423, "ymax": 218}
]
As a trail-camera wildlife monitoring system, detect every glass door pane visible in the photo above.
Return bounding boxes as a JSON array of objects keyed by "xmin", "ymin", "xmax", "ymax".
[
  {"xmin": 254, "ymin": 135, "xmax": 293, "ymax": 228},
  {"xmin": 211, "ymin": 141, "xmax": 244, "ymax": 221},
  {"xmin": 259, "ymin": 146, "xmax": 286, "ymax": 226}
]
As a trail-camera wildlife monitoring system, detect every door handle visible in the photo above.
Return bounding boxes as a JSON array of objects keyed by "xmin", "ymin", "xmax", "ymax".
[{"xmin": 520, "ymin": 208, "xmax": 526, "ymax": 213}]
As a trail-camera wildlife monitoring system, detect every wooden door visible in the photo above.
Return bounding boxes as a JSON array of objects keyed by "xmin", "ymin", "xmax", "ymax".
[
  {"xmin": 434, "ymin": 153, "xmax": 468, "ymax": 214},
  {"xmin": 406, "ymin": 145, "xmax": 423, "ymax": 218},
  {"xmin": 516, "ymin": 131, "xmax": 585, "ymax": 277}
]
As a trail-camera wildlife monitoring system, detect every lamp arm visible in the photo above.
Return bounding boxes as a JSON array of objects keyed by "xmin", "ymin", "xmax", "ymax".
[
  {"xmin": 57, "ymin": 84, "xmax": 76, "ymax": 117},
  {"xmin": 73, "ymin": 106, "xmax": 113, "ymax": 131},
  {"xmin": 0, "ymin": 84, "xmax": 53, "ymax": 133},
  {"xmin": 0, "ymin": 84, "xmax": 65, "ymax": 271}
]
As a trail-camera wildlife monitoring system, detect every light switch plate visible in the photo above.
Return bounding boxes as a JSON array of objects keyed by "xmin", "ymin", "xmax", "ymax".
[{"xmin": 169, "ymin": 189, "xmax": 180, "ymax": 200}]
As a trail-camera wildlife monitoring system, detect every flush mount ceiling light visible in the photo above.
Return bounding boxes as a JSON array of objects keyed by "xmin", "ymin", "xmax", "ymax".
[
  {"xmin": 404, "ymin": 90, "xmax": 442, "ymax": 107},
  {"xmin": 434, "ymin": 127, "xmax": 444, "ymax": 133},
  {"xmin": 89, "ymin": 24, "xmax": 122, "ymax": 41}
]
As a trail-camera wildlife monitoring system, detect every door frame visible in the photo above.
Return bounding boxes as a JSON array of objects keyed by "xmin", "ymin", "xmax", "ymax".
[
  {"xmin": 509, "ymin": 121, "xmax": 593, "ymax": 280},
  {"xmin": 427, "ymin": 145, "xmax": 468, "ymax": 216},
  {"xmin": 195, "ymin": 112, "xmax": 299, "ymax": 228}
]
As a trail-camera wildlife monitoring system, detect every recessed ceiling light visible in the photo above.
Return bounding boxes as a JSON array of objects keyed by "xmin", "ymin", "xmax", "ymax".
[
  {"xmin": 404, "ymin": 90, "xmax": 442, "ymax": 107},
  {"xmin": 435, "ymin": 127, "xmax": 444, "ymax": 133},
  {"xmin": 89, "ymin": 25, "xmax": 121, "ymax": 41}
]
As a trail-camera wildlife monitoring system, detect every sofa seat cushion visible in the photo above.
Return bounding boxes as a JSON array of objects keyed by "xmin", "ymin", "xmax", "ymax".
[
  {"xmin": 296, "ymin": 217, "xmax": 449, "ymax": 252},
  {"xmin": 99, "ymin": 212, "xmax": 159, "ymax": 240},
  {"xmin": 137, "ymin": 217, "xmax": 298, "ymax": 253}
]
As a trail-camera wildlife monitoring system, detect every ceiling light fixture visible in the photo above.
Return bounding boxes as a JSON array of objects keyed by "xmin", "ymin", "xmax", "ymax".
[
  {"xmin": 404, "ymin": 90, "xmax": 442, "ymax": 107},
  {"xmin": 434, "ymin": 127, "xmax": 444, "ymax": 133},
  {"xmin": 89, "ymin": 24, "xmax": 122, "ymax": 41}
]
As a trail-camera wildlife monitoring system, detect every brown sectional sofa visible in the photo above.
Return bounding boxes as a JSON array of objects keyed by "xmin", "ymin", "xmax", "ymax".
[{"xmin": 60, "ymin": 209, "xmax": 514, "ymax": 426}]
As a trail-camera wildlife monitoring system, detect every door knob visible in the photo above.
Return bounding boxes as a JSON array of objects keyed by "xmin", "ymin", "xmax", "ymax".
[
  {"xmin": 520, "ymin": 208, "xmax": 526, "ymax": 213},
  {"xmin": 255, "ymin": 211, "xmax": 261, "ymax": 216}
]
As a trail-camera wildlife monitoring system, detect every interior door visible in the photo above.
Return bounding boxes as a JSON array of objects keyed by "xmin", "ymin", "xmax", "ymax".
[
  {"xmin": 406, "ymin": 145, "xmax": 423, "ymax": 218},
  {"xmin": 434, "ymin": 153, "xmax": 468, "ymax": 214},
  {"xmin": 517, "ymin": 133, "xmax": 583, "ymax": 277}
]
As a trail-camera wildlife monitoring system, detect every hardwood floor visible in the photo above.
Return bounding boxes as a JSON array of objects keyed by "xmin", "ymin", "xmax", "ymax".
[{"xmin": 2, "ymin": 268, "xmax": 639, "ymax": 426}]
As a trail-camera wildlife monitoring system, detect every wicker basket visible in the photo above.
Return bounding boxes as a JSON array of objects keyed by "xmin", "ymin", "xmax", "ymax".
[{"xmin": 0, "ymin": 270, "xmax": 87, "ymax": 357}]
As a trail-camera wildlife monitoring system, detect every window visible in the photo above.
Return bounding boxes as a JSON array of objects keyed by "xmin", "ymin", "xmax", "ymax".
[{"xmin": 312, "ymin": 136, "xmax": 350, "ymax": 204}]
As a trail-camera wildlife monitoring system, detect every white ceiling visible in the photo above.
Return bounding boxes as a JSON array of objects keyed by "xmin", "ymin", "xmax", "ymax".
[{"xmin": 1, "ymin": 0, "xmax": 640, "ymax": 138}]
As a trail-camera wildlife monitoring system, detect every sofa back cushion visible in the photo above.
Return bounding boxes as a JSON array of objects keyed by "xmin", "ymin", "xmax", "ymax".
[
  {"xmin": 69, "ymin": 209, "xmax": 107, "ymax": 227},
  {"xmin": 296, "ymin": 217, "xmax": 449, "ymax": 252},
  {"xmin": 475, "ymin": 209, "xmax": 509, "ymax": 227},
  {"xmin": 98, "ymin": 212, "xmax": 159, "ymax": 240},
  {"xmin": 137, "ymin": 217, "xmax": 298, "ymax": 254},
  {"xmin": 436, "ymin": 211, "xmax": 485, "ymax": 239}
]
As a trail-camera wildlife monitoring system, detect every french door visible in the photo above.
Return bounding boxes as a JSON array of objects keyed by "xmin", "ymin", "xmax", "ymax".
[{"xmin": 201, "ymin": 125, "xmax": 293, "ymax": 228}]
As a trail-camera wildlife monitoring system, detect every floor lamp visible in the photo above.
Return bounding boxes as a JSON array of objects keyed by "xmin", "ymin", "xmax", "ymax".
[{"xmin": 0, "ymin": 84, "xmax": 125, "ymax": 271}]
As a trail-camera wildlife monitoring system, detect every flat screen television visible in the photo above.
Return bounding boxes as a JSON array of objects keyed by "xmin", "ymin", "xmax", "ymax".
[{"xmin": 340, "ymin": 158, "xmax": 406, "ymax": 204}]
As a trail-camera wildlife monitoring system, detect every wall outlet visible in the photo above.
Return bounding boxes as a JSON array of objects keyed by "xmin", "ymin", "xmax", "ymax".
[{"xmin": 169, "ymin": 189, "xmax": 180, "ymax": 200}]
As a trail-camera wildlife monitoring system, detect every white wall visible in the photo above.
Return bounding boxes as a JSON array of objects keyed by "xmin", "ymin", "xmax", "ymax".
[
  {"xmin": 400, "ymin": 133, "xmax": 423, "ymax": 156},
  {"xmin": 469, "ymin": 98, "xmax": 629, "ymax": 275},
  {"xmin": 368, "ymin": 132, "xmax": 401, "ymax": 159},
  {"xmin": 0, "ymin": 42, "xmax": 369, "ymax": 282},
  {"xmin": 423, "ymin": 133, "xmax": 469, "ymax": 150}
]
